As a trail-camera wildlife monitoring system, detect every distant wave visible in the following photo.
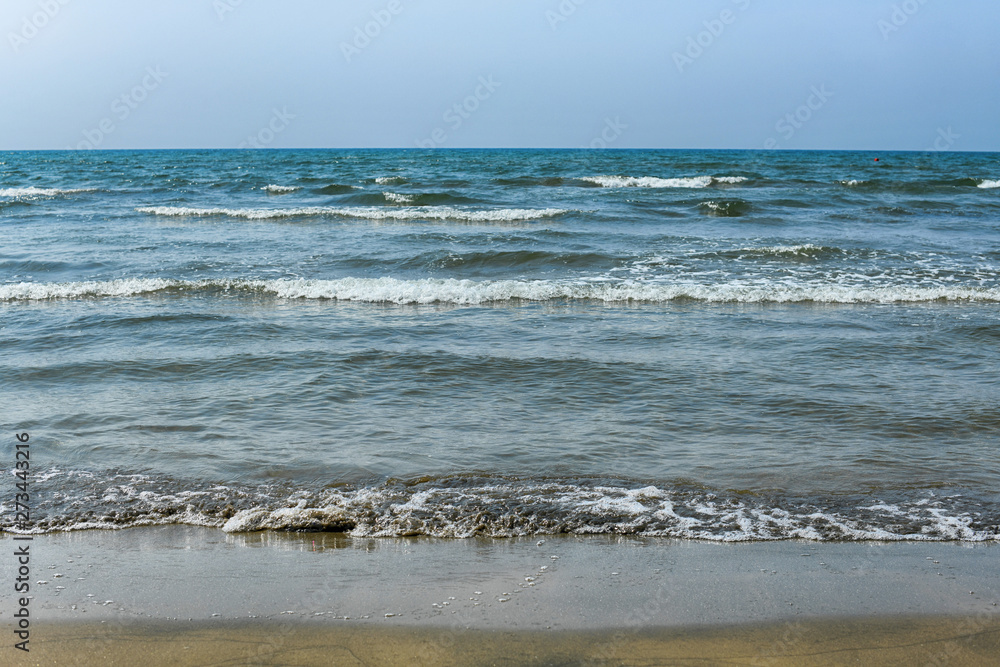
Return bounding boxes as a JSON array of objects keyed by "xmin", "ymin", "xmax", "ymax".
[
  {"xmin": 336, "ymin": 191, "xmax": 483, "ymax": 207},
  {"xmin": 135, "ymin": 205, "xmax": 569, "ymax": 222},
  {"xmin": 581, "ymin": 176, "xmax": 747, "ymax": 188},
  {"xmin": 4, "ymin": 471, "xmax": 995, "ymax": 541},
  {"xmin": 4, "ymin": 277, "xmax": 998, "ymax": 304},
  {"xmin": 263, "ymin": 184, "xmax": 300, "ymax": 194},
  {"xmin": 374, "ymin": 176, "xmax": 408, "ymax": 185},
  {"xmin": 699, "ymin": 199, "xmax": 752, "ymax": 217},
  {"xmin": 494, "ymin": 176, "xmax": 573, "ymax": 187},
  {"xmin": 839, "ymin": 178, "xmax": 1000, "ymax": 191},
  {"xmin": 0, "ymin": 186, "xmax": 96, "ymax": 198},
  {"xmin": 314, "ymin": 183, "xmax": 363, "ymax": 195}
]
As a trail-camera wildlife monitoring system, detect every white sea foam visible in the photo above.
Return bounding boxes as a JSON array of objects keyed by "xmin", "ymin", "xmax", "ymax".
[
  {"xmin": 375, "ymin": 176, "xmax": 407, "ymax": 185},
  {"xmin": 216, "ymin": 483, "xmax": 998, "ymax": 541},
  {"xmin": 978, "ymin": 179, "xmax": 1000, "ymax": 189},
  {"xmin": 263, "ymin": 184, "xmax": 300, "ymax": 194},
  {"xmin": 0, "ymin": 186, "xmax": 96, "ymax": 198},
  {"xmin": 6, "ymin": 468, "xmax": 997, "ymax": 541},
  {"xmin": 135, "ymin": 205, "xmax": 568, "ymax": 222},
  {"xmin": 737, "ymin": 243, "xmax": 829, "ymax": 256},
  {"xmin": 581, "ymin": 175, "xmax": 746, "ymax": 188},
  {"xmin": 0, "ymin": 278, "xmax": 177, "ymax": 301},
  {"xmin": 840, "ymin": 179, "xmax": 865, "ymax": 187},
  {"xmin": 383, "ymin": 192, "xmax": 415, "ymax": 204},
  {"xmin": 3, "ymin": 277, "xmax": 999, "ymax": 304}
]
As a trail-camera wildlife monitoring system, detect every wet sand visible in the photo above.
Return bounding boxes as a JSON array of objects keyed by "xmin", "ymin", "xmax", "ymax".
[
  {"xmin": 2, "ymin": 527, "xmax": 998, "ymax": 664},
  {"xmin": 9, "ymin": 616, "xmax": 1000, "ymax": 666}
]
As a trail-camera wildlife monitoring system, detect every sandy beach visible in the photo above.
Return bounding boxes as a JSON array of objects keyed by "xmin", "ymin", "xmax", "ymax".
[{"xmin": 3, "ymin": 527, "xmax": 998, "ymax": 665}]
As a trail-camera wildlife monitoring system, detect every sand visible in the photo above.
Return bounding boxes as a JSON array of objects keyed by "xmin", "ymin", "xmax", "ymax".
[{"xmin": 2, "ymin": 527, "xmax": 998, "ymax": 665}]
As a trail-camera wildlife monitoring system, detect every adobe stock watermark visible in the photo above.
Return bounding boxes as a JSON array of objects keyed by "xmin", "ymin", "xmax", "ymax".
[
  {"xmin": 546, "ymin": 0, "xmax": 586, "ymax": 31},
  {"xmin": 213, "ymin": 0, "xmax": 244, "ymax": 22},
  {"xmin": 763, "ymin": 84, "xmax": 833, "ymax": 149},
  {"xmin": 581, "ymin": 117, "xmax": 628, "ymax": 149},
  {"xmin": 238, "ymin": 108, "xmax": 295, "ymax": 148},
  {"xmin": 66, "ymin": 66, "xmax": 168, "ymax": 150},
  {"xmin": 877, "ymin": 0, "xmax": 929, "ymax": 40},
  {"xmin": 340, "ymin": 0, "xmax": 403, "ymax": 63},
  {"xmin": 415, "ymin": 75, "xmax": 501, "ymax": 148},
  {"xmin": 926, "ymin": 126, "xmax": 959, "ymax": 151},
  {"xmin": 8, "ymin": 0, "xmax": 71, "ymax": 53},
  {"xmin": 673, "ymin": 0, "xmax": 751, "ymax": 73}
]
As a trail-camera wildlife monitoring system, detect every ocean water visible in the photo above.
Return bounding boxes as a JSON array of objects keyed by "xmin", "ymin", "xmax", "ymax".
[{"xmin": 2, "ymin": 148, "xmax": 999, "ymax": 541}]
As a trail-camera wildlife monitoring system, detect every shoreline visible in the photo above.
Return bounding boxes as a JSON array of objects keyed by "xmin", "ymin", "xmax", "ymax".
[{"xmin": 2, "ymin": 526, "xmax": 998, "ymax": 664}]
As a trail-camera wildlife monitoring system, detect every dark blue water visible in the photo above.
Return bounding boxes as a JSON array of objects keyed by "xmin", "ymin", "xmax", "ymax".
[{"xmin": 2, "ymin": 149, "xmax": 998, "ymax": 540}]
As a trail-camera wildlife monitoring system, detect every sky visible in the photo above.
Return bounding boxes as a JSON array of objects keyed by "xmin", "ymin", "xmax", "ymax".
[{"xmin": 2, "ymin": 0, "xmax": 999, "ymax": 151}]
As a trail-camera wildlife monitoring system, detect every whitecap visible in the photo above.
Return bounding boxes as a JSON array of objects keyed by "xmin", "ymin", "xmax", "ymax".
[
  {"xmin": 581, "ymin": 175, "xmax": 746, "ymax": 188},
  {"xmin": 263, "ymin": 184, "xmax": 300, "ymax": 194},
  {"xmin": 0, "ymin": 186, "xmax": 96, "ymax": 198},
  {"xmin": 5, "ymin": 277, "xmax": 999, "ymax": 304},
  {"xmin": 135, "ymin": 205, "xmax": 568, "ymax": 222}
]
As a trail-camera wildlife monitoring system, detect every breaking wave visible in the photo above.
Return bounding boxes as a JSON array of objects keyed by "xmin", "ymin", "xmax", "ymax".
[
  {"xmin": 135, "ymin": 205, "xmax": 569, "ymax": 222},
  {"xmin": 0, "ymin": 186, "xmax": 96, "ymax": 198},
  {"xmin": 580, "ymin": 176, "xmax": 747, "ymax": 189},
  {"xmin": 263, "ymin": 184, "xmax": 300, "ymax": 194},
  {"xmin": 3, "ymin": 277, "xmax": 998, "ymax": 304}
]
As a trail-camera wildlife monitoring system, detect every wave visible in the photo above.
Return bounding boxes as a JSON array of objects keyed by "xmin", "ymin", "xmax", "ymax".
[
  {"xmin": 494, "ymin": 176, "xmax": 574, "ymax": 187},
  {"xmin": 699, "ymin": 199, "xmax": 751, "ymax": 217},
  {"xmin": 0, "ymin": 186, "xmax": 96, "ymax": 198},
  {"xmin": 331, "ymin": 191, "xmax": 483, "ymax": 207},
  {"xmin": 383, "ymin": 192, "xmax": 415, "ymax": 204},
  {"xmin": 219, "ymin": 484, "xmax": 998, "ymax": 540},
  {"xmin": 1, "ymin": 278, "xmax": 179, "ymax": 300},
  {"xmin": 837, "ymin": 178, "xmax": 1000, "ymax": 192},
  {"xmin": 4, "ymin": 277, "xmax": 999, "ymax": 304},
  {"xmin": 263, "ymin": 184, "xmax": 300, "ymax": 194},
  {"xmin": 723, "ymin": 244, "xmax": 842, "ymax": 260},
  {"xmin": 0, "ymin": 199, "xmax": 34, "ymax": 211},
  {"xmin": 3, "ymin": 472, "xmax": 995, "ymax": 541},
  {"xmin": 135, "ymin": 205, "xmax": 569, "ymax": 222},
  {"xmin": 314, "ymin": 183, "xmax": 363, "ymax": 195},
  {"xmin": 424, "ymin": 250, "xmax": 622, "ymax": 271},
  {"xmin": 581, "ymin": 176, "xmax": 747, "ymax": 189},
  {"xmin": 374, "ymin": 176, "xmax": 408, "ymax": 185}
]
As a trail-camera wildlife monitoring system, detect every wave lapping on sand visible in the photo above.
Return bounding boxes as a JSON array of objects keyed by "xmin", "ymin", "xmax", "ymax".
[{"xmin": 6, "ymin": 472, "xmax": 997, "ymax": 541}]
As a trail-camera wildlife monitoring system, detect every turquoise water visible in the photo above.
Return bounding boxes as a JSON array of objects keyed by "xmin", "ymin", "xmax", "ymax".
[{"xmin": 2, "ymin": 149, "xmax": 998, "ymax": 540}]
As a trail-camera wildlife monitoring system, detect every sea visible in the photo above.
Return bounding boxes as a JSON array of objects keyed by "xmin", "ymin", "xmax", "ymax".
[{"xmin": 2, "ymin": 148, "xmax": 998, "ymax": 542}]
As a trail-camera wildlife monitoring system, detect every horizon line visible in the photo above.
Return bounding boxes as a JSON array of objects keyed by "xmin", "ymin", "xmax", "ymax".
[{"xmin": 3, "ymin": 147, "xmax": 998, "ymax": 154}]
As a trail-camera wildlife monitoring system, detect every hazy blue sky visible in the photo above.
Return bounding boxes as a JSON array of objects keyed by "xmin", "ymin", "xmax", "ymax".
[{"xmin": 3, "ymin": 0, "xmax": 999, "ymax": 151}]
